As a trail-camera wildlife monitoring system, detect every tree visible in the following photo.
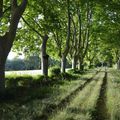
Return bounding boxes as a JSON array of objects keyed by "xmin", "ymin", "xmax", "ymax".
[
  {"xmin": 61, "ymin": 0, "xmax": 71, "ymax": 73},
  {"xmin": 13, "ymin": 0, "xmax": 61, "ymax": 76},
  {"xmin": 0, "ymin": 0, "xmax": 27, "ymax": 92}
]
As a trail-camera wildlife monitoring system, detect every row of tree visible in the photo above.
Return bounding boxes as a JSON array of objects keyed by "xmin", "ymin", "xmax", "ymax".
[{"xmin": 0, "ymin": 0, "xmax": 120, "ymax": 92}]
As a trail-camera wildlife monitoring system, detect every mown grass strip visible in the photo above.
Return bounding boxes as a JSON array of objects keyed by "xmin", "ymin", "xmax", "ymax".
[
  {"xmin": 36, "ymin": 70, "xmax": 100, "ymax": 120},
  {"xmin": 106, "ymin": 69, "xmax": 120, "ymax": 120},
  {"xmin": 49, "ymin": 72, "xmax": 104, "ymax": 120},
  {"xmin": 0, "ymin": 69, "xmax": 99, "ymax": 120},
  {"xmin": 92, "ymin": 71, "xmax": 108, "ymax": 120}
]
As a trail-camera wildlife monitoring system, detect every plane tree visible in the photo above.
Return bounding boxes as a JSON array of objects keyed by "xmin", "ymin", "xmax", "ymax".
[
  {"xmin": 0, "ymin": 0, "xmax": 27, "ymax": 92},
  {"xmin": 12, "ymin": 0, "xmax": 63, "ymax": 76}
]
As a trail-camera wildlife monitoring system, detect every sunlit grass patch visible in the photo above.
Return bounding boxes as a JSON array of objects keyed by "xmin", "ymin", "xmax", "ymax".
[
  {"xmin": 107, "ymin": 69, "xmax": 120, "ymax": 120},
  {"xmin": 49, "ymin": 72, "xmax": 104, "ymax": 120},
  {"xmin": 0, "ymin": 69, "xmax": 99, "ymax": 120}
]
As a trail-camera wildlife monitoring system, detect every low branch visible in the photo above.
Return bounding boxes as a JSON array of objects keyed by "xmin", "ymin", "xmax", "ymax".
[
  {"xmin": 3, "ymin": 7, "xmax": 11, "ymax": 15},
  {"xmin": 22, "ymin": 16, "xmax": 43, "ymax": 38}
]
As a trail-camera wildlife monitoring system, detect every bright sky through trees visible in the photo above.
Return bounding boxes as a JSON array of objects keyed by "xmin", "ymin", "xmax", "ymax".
[{"xmin": 8, "ymin": 52, "xmax": 25, "ymax": 60}]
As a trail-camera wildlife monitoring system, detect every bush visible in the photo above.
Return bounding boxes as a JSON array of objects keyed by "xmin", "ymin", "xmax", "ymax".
[
  {"xmin": 5, "ymin": 75, "xmax": 33, "ymax": 88},
  {"xmin": 31, "ymin": 75, "xmax": 45, "ymax": 87},
  {"xmin": 5, "ymin": 76, "xmax": 18, "ymax": 88},
  {"xmin": 67, "ymin": 69, "xmax": 84, "ymax": 74},
  {"xmin": 49, "ymin": 66, "xmax": 61, "ymax": 77},
  {"xmin": 61, "ymin": 72, "xmax": 77, "ymax": 80}
]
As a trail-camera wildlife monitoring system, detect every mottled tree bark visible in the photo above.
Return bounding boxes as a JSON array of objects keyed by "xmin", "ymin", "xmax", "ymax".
[
  {"xmin": 61, "ymin": 0, "xmax": 71, "ymax": 73},
  {"xmin": 61, "ymin": 55, "xmax": 67, "ymax": 73},
  {"xmin": 41, "ymin": 35, "xmax": 49, "ymax": 76},
  {"xmin": 72, "ymin": 56, "xmax": 77, "ymax": 70},
  {"xmin": 78, "ymin": 58, "xmax": 84, "ymax": 71}
]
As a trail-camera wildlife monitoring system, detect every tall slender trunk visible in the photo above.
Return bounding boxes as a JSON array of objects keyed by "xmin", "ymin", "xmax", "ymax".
[
  {"xmin": 61, "ymin": 55, "xmax": 66, "ymax": 73},
  {"xmin": 78, "ymin": 58, "xmax": 84, "ymax": 71},
  {"xmin": 72, "ymin": 56, "xmax": 77, "ymax": 70},
  {"xmin": 61, "ymin": 0, "xmax": 71, "ymax": 73},
  {"xmin": 71, "ymin": 17, "xmax": 77, "ymax": 71},
  {"xmin": 41, "ymin": 35, "xmax": 49, "ymax": 76},
  {"xmin": 117, "ymin": 58, "xmax": 120, "ymax": 69}
]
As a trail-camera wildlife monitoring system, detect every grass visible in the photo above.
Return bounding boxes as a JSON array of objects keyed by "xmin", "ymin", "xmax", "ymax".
[
  {"xmin": 5, "ymin": 74, "xmax": 44, "ymax": 88},
  {"xmin": 0, "ymin": 69, "xmax": 97, "ymax": 120},
  {"xmin": 49, "ymin": 72, "xmax": 104, "ymax": 120},
  {"xmin": 106, "ymin": 69, "xmax": 120, "ymax": 120}
]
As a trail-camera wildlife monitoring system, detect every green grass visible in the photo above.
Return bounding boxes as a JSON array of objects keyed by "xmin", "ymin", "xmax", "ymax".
[
  {"xmin": 106, "ymin": 69, "xmax": 120, "ymax": 120},
  {"xmin": 0, "ymin": 70, "xmax": 97, "ymax": 120},
  {"xmin": 49, "ymin": 72, "xmax": 104, "ymax": 120},
  {"xmin": 5, "ymin": 74, "xmax": 44, "ymax": 88}
]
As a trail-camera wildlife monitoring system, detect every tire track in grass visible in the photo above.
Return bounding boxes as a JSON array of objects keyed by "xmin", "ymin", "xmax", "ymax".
[
  {"xmin": 34, "ymin": 70, "xmax": 101, "ymax": 120},
  {"xmin": 92, "ymin": 71, "xmax": 108, "ymax": 120},
  {"xmin": 49, "ymin": 72, "xmax": 104, "ymax": 120}
]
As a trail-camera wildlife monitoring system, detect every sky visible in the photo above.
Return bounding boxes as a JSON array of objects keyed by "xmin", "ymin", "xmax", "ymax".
[{"xmin": 8, "ymin": 52, "xmax": 25, "ymax": 60}]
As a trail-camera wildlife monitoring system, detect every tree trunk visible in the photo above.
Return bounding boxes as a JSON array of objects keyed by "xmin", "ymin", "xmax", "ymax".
[
  {"xmin": 72, "ymin": 56, "xmax": 77, "ymax": 70},
  {"xmin": 60, "ymin": 0, "xmax": 71, "ymax": 73},
  {"xmin": 0, "ymin": 64, "xmax": 5, "ymax": 92},
  {"xmin": 61, "ymin": 55, "xmax": 66, "ymax": 73},
  {"xmin": 0, "ymin": 36, "xmax": 10, "ymax": 92},
  {"xmin": 117, "ymin": 58, "xmax": 120, "ymax": 69},
  {"xmin": 89, "ymin": 59, "xmax": 94, "ymax": 69},
  {"xmin": 41, "ymin": 35, "xmax": 49, "ymax": 76},
  {"xmin": 0, "ymin": 54, "xmax": 6, "ymax": 92},
  {"xmin": 78, "ymin": 59, "xmax": 84, "ymax": 71},
  {"xmin": 0, "ymin": 0, "xmax": 27, "ymax": 92}
]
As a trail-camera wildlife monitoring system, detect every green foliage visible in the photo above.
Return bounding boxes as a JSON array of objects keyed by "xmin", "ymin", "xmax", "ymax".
[
  {"xmin": 5, "ymin": 74, "xmax": 44, "ymax": 88},
  {"xmin": 5, "ymin": 56, "xmax": 40, "ymax": 71},
  {"xmin": 60, "ymin": 72, "xmax": 77, "ymax": 80},
  {"xmin": 49, "ymin": 66, "xmax": 61, "ymax": 77},
  {"xmin": 67, "ymin": 69, "xmax": 85, "ymax": 74}
]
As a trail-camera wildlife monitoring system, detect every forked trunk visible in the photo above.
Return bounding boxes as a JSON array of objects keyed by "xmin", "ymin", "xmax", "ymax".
[{"xmin": 0, "ymin": 0, "xmax": 27, "ymax": 92}]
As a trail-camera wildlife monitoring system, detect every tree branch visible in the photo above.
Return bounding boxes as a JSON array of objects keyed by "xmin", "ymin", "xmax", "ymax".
[
  {"xmin": 19, "ymin": 0, "xmax": 27, "ymax": 9},
  {"xmin": 22, "ymin": 16, "xmax": 43, "ymax": 39},
  {"xmin": 7, "ymin": 0, "xmax": 27, "ymax": 48}
]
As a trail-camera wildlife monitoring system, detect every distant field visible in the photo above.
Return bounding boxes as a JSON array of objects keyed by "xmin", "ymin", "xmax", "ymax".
[
  {"xmin": 5, "ymin": 68, "xmax": 71, "ymax": 76},
  {"xmin": 5, "ymin": 70, "xmax": 42, "ymax": 76}
]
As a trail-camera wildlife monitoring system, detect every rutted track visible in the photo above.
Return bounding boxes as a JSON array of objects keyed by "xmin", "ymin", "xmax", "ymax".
[
  {"xmin": 35, "ymin": 70, "xmax": 101, "ymax": 120},
  {"xmin": 92, "ymin": 71, "xmax": 108, "ymax": 120}
]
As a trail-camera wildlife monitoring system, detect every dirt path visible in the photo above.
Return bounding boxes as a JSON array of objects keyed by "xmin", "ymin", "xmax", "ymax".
[{"xmin": 92, "ymin": 71, "xmax": 108, "ymax": 120}]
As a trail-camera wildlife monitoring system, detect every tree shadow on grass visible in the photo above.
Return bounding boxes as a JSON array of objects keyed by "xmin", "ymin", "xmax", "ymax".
[{"xmin": 0, "ymin": 85, "xmax": 59, "ymax": 105}]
